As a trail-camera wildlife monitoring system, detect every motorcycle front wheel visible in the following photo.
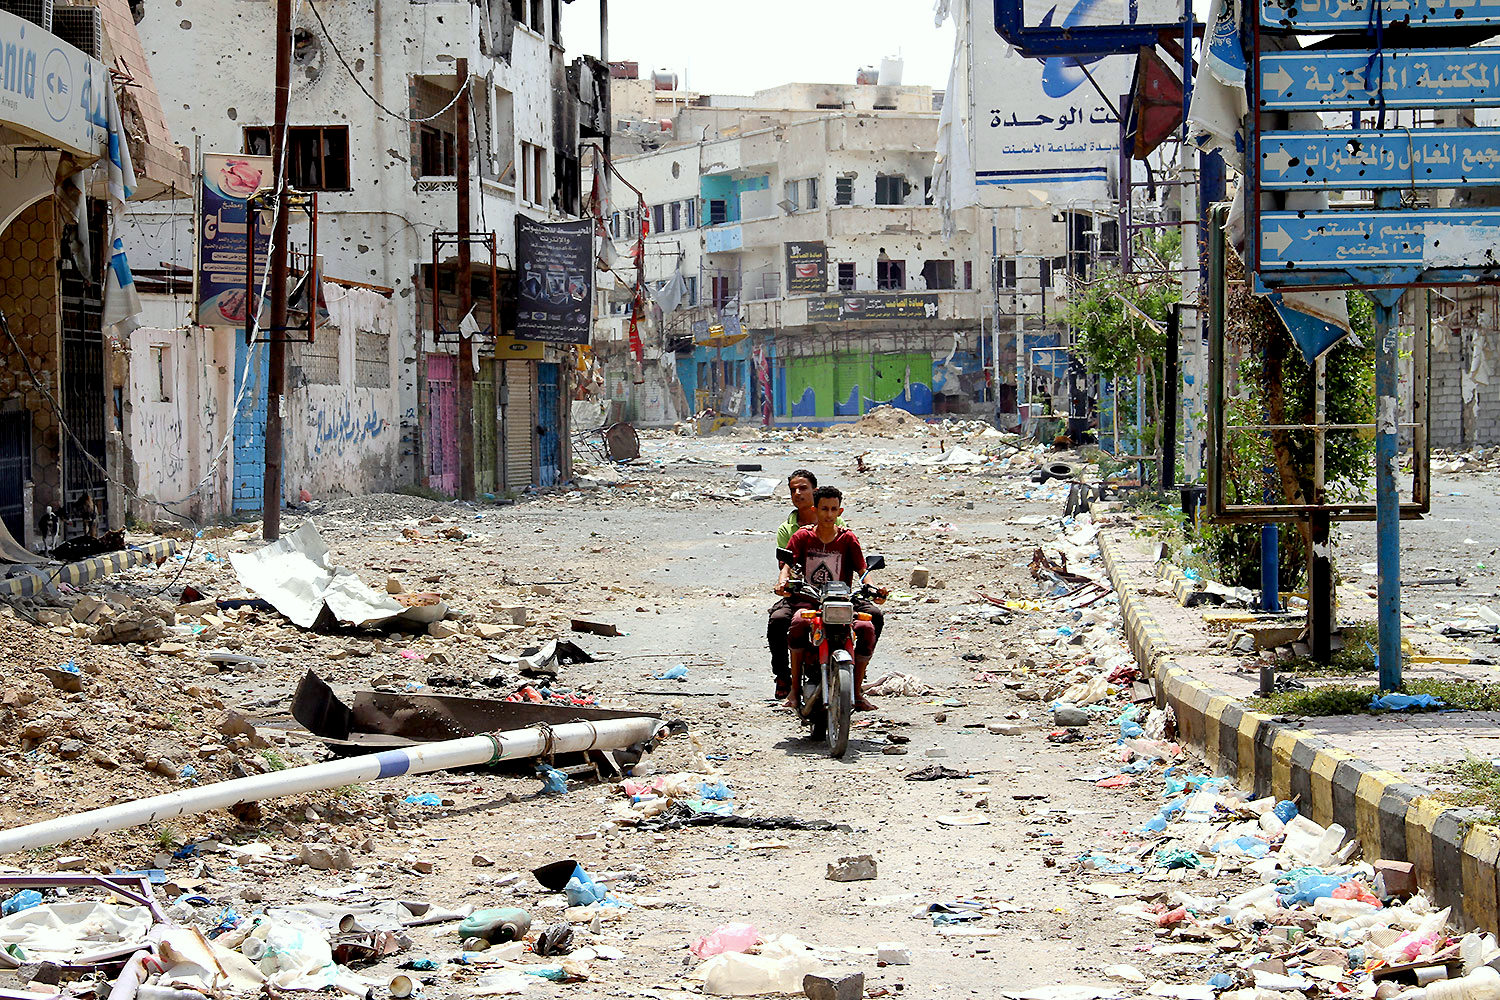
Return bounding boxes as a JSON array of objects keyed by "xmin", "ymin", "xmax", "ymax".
[{"xmin": 827, "ymin": 658, "xmax": 853, "ymax": 758}]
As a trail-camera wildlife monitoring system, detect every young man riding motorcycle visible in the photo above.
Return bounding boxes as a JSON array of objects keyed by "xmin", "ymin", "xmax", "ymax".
[
  {"xmin": 776, "ymin": 486, "xmax": 881, "ymax": 712},
  {"xmin": 765, "ymin": 469, "xmax": 842, "ymax": 700}
]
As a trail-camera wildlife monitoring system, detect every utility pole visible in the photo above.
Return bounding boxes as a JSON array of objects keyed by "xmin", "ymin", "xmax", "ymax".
[
  {"xmin": 456, "ymin": 58, "xmax": 476, "ymax": 501},
  {"xmin": 599, "ymin": 0, "xmax": 610, "ymax": 159},
  {"xmin": 262, "ymin": 0, "xmax": 292, "ymax": 541}
]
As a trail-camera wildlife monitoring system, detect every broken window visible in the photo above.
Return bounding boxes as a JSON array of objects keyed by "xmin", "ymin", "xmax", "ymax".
[
  {"xmin": 419, "ymin": 124, "xmax": 457, "ymax": 177},
  {"xmin": 1039, "ymin": 258, "xmax": 1052, "ymax": 289},
  {"xmin": 670, "ymin": 201, "xmax": 682, "ymax": 231},
  {"xmin": 922, "ymin": 259, "xmax": 955, "ymax": 290},
  {"xmin": 964, "ymin": 260, "xmax": 973, "ymax": 289},
  {"xmin": 150, "ymin": 345, "xmax": 170, "ymax": 401},
  {"xmin": 805, "ymin": 177, "xmax": 819, "ymax": 210},
  {"xmin": 682, "ymin": 198, "xmax": 698, "ymax": 229},
  {"xmin": 994, "ymin": 257, "xmax": 1017, "ymax": 289},
  {"xmin": 530, "ymin": 0, "xmax": 545, "ymax": 36},
  {"xmin": 521, "ymin": 142, "xmax": 547, "ymax": 205},
  {"xmin": 652, "ymin": 203, "xmax": 666, "ymax": 231},
  {"xmin": 835, "ymin": 176, "xmax": 853, "ymax": 205},
  {"xmin": 783, "ymin": 180, "xmax": 799, "ymax": 213},
  {"xmin": 877, "ymin": 259, "xmax": 905, "ymax": 291},
  {"xmin": 837, "ymin": 262, "xmax": 855, "ymax": 291},
  {"xmin": 875, "ymin": 175, "xmax": 907, "ymax": 206},
  {"xmin": 923, "ymin": 176, "xmax": 933, "ymax": 205},
  {"xmin": 609, "ymin": 212, "xmax": 620, "ymax": 238},
  {"xmin": 243, "ymin": 125, "xmax": 350, "ymax": 190},
  {"xmin": 708, "ymin": 199, "xmax": 728, "ymax": 225}
]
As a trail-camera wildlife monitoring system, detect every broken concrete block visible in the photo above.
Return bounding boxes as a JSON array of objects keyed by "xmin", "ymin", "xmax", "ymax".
[
  {"xmin": 472, "ymin": 853, "xmax": 496, "ymax": 867},
  {"xmin": 427, "ymin": 620, "xmax": 460, "ymax": 639},
  {"xmin": 803, "ymin": 972, "xmax": 865, "ymax": 1000},
  {"xmin": 1053, "ymin": 705, "xmax": 1091, "ymax": 727},
  {"xmin": 571, "ymin": 618, "xmax": 621, "ymax": 637},
  {"xmin": 986, "ymin": 722, "xmax": 1022, "ymax": 736},
  {"xmin": 472, "ymin": 623, "xmax": 508, "ymax": 640},
  {"xmin": 299, "ymin": 843, "xmax": 354, "ymax": 871},
  {"xmin": 386, "ymin": 576, "xmax": 405, "ymax": 594},
  {"xmin": 826, "ymin": 854, "xmax": 877, "ymax": 882},
  {"xmin": 876, "ymin": 942, "xmax": 912, "ymax": 966},
  {"xmin": 500, "ymin": 605, "xmax": 529, "ymax": 626},
  {"xmin": 910, "ymin": 566, "xmax": 931, "ymax": 588},
  {"xmin": 1374, "ymin": 859, "xmax": 1417, "ymax": 898},
  {"xmin": 92, "ymin": 612, "xmax": 167, "ymax": 645},
  {"xmin": 38, "ymin": 666, "xmax": 83, "ymax": 693}
]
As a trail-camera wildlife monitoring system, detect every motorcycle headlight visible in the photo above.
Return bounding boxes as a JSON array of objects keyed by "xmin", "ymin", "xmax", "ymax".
[{"xmin": 822, "ymin": 601, "xmax": 854, "ymax": 625}]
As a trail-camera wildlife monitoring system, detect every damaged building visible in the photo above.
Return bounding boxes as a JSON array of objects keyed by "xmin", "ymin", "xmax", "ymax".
[
  {"xmin": 0, "ymin": 0, "xmax": 189, "ymax": 547},
  {"xmin": 584, "ymin": 66, "xmax": 1077, "ymax": 428},
  {"xmin": 118, "ymin": 0, "xmax": 600, "ymax": 520}
]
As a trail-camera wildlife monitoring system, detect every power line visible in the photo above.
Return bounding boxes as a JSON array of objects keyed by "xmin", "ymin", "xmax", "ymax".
[{"xmin": 305, "ymin": 0, "xmax": 472, "ymax": 124}]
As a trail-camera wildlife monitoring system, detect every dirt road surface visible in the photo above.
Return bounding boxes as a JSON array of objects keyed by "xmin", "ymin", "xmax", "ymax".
[{"xmin": 0, "ymin": 423, "xmax": 1423, "ymax": 998}]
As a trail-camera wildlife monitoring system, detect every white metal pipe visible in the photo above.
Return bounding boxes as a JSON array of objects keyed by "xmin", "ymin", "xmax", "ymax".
[{"xmin": 0, "ymin": 719, "xmax": 663, "ymax": 856}]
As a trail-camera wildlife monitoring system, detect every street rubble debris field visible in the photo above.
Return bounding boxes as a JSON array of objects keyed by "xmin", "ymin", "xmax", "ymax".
[{"xmin": 0, "ymin": 424, "xmax": 1495, "ymax": 998}]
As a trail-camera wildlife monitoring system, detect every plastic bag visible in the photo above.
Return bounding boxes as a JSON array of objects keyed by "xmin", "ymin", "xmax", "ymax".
[
  {"xmin": 691, "ymin": 923, "xmax": 759, "ymax": 959},
  {"xmin": 1331, "ymin": 880, "xmax": 1382, "ymax": 907}
]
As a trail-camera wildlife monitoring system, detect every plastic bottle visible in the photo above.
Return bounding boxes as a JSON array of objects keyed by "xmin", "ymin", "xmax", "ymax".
[
  {"xmin": 1222, "ymin": 885, "xmax": 1279, "ymax": 922},
  {"xmin": 1311, "ymin": 895, "xmax": 1381, "ymax": 921},
  {"xmin": 458, "ymin": 908, "xmax": 532, "ymax": 944},
  {"xmin": 1412, "ymin": 967, "xmax": 1500, "ymax": 1000},
  {"xmin": 691, "ymin": 922, "xmax": 760, "ymax": 959}
]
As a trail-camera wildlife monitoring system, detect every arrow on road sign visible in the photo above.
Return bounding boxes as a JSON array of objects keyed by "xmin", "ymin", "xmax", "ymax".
[
  {"xmin": 1261, "ymin": 146, "xmax": 1295, "ymax": 176},
  {"xmin": 1262, "ymin": 226, "xmax": 1294, "ymax": 256},
  {"xmin": 1263, "ymin": 65, "xmax": 1294, "ymax": 96}
]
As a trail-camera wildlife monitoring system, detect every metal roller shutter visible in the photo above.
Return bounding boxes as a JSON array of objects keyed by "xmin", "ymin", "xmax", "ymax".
[{"xmin": 503, "ymin": 360, "xmax": 535, "ymax": 491}]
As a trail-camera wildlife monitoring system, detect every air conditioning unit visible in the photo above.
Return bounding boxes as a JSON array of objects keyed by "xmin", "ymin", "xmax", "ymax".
[
  {"xmin": 0, "ymin": 0, "xmax": 53, "ymax": 31},
  {"xmin": 53, "ymin": 4, "xmax": 101, "ymax": 59}
]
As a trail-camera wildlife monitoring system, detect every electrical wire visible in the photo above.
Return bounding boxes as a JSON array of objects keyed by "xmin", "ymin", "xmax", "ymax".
[
  {"xmin": 305, "ymin": 0, "xmax": 472, "ymax": 124},
  {"xmin": 3, "ymin": 2, "xmax": 308, "ymax": 605}
]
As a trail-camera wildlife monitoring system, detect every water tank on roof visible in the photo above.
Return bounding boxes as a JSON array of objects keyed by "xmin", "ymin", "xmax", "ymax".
[
  {"xmin": 653, "ymin": 70, "xmax": 679, "ymax": 91},
  {"xmin": 658, "ymin": 119, "xmax": 674, "ymax": 132},
  {"xmin": 878, "ymin": 57, "xmax": 904, "ymax": 87},
  {"xmin": 856, "ymin": 65, "xmax": 879, "ymax": 86}
]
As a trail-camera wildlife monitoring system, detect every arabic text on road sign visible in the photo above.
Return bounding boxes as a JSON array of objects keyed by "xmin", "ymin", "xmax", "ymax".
[
  {"xmin": 1259, "ymin": 129, "xmax": 1500, "ymax": 189},
  {"xmin": 1260, "ymin": 0, "xmax": 1499, "ymax": 32},
  {"xmin": 1259, "ymin": 209, "xmax": 1500, "ymax": 269},
  {"xmin": 1259, "ymin": 48, "xmax": 1500, "ymax": 110}
]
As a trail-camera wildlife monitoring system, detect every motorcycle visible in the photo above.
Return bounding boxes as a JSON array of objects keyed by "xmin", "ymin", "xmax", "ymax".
[{"xmin": 775, "ymin": 549, "xmax": 887, "ymax": 757}]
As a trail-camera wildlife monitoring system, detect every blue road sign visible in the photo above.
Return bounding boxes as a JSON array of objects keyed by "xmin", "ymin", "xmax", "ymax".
[
  {"xmin": 1259, "ymin": 48, "xmax": 1500, "ymax": 110},
  {"xmin": 1259, "ymin": 209, "xmax": 1500, "ymax": 269},
  {"xmin": 1259, "ymin": 128, "xmax": 1500, "ymax": 189},
  {"xmin": 1260, "ymin": 0, "xmax": 1496, "ymax": 32}
]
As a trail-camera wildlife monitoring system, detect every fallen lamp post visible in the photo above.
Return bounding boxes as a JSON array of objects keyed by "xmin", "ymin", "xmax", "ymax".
[{"xmin": 0, "ymin": 718, "xmax": 667, "ymax": 856}]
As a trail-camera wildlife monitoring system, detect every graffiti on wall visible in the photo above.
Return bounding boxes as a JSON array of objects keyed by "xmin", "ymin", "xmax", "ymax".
[{"xmin": 310, "ymin": 397, "xmax": 390, "ymax": 458}]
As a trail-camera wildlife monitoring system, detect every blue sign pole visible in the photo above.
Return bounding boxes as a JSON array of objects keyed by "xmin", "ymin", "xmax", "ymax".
[{"xmin": 1374, "ymin": 290, "xmax": 1402, "ymax": 690}]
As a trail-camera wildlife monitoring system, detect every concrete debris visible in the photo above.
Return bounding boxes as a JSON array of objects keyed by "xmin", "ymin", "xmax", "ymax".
[{"xmin": 825, "ymin": 855, "xmax": 878, "ymax": 882}]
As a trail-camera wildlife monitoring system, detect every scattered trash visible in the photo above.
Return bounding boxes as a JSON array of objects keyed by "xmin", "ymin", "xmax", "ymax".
[
  {"xmin": 691, "ymin": 923, "xmax": 760, "ymax": 959},
  {"xmin": 865, "ymin": 671, "xmax": 935, "ymax": 696},
  {"xmin": 537, "ymin": 763, "xmax": 570, "ymax": 795},
  {"xmin": 1370, "ymin": 692, "xmax": 1446, "ymax": 711}
]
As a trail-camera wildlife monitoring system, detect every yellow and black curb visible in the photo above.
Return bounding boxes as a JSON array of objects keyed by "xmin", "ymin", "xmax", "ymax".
[
  {"xmin": 1099, "ymin": 528, "xmax": 1500, "ymax": 933},
  {"xmin": 0, "ymin": 539, "xmax": 178, "ymax": 599}
]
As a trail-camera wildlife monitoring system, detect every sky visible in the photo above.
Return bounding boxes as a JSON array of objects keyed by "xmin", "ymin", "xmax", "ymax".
[{"xmin": 559, "ymin": 1, "xmax": 957, "ymax": 96}]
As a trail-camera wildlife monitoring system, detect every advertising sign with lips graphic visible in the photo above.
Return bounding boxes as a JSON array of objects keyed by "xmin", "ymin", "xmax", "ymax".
[
  {"xmin": 785, "ymin": 241, "xmax": 828, "ymax": 295},
  {"xmin": 516, "ymin": 215, "xmax": 594, "ymax": 344},
  {"xmin": 196, "ymin": 152, "xmax": 273, "ymax": 328},
  {"xmin": 806, "ymin": 293, "xmax": 940, "ymax": 322}
]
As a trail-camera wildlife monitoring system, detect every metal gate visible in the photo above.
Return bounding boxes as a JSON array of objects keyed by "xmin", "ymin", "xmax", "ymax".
[
  {"xmin": 503, "ymin": 360, "xmax": 534, "ymax": 491},
  {"xmin": 0, "ymin": 410, "xmax": 28, "ymax": 541},
  {"xmin": 474, "ymin": 359, "xmax": 497, "ymax": 494},
  {"xmin": 60, "ymin": 273, "xmax": 106, "ymax": 524},
  {"xmin": 426, "ymin": 354, "xmax": 460, "ymax": 496},
  {"xmin": 537, "ymin": 362, "xmax": 561, "ymax": 487}
]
